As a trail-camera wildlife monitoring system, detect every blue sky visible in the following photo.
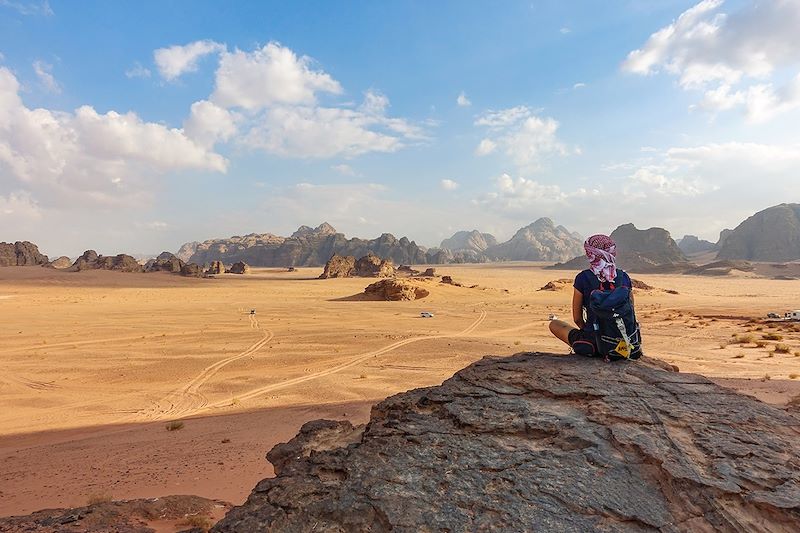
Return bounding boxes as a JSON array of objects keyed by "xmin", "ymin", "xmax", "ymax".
[{"xmin": 1, "ymin": 0, "xmax": 799, "ymax": 256}]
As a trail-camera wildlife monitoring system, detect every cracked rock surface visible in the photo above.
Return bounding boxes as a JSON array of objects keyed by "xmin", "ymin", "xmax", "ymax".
[{"xmin": 213, "ymin": 353, "xmax": 800, "ymax": 532}]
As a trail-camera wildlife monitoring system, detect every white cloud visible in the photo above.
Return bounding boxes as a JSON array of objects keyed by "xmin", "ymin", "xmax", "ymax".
[
  {"xmin": 628, "ymin": 167, "xmax": 709, "ymax": 196},
  {"xmin": 32, "ymin": 60, "xmax": 60, "ymax": 93},
  {"xmin": 183, "ymin": 99, "xmax": 238, "ymax": 148},
  {"xmin": 144, "ymin": 220, "xmax": 168, "ymax": 230},
  {"xmin": 154, "ymin": 39, "xmax": 225, "ymax": 81},
  {"xmin": 331, "ymin": 163, "xmax": 358, "ymax": 176},
  {"xmin": 475, "ymin": 106, "xmax": 568, "ymax": 169},
  {"xmin": 0, "ymin": 0, "xmax": 53, "ymax": 16},
  {"xmin": 623, "ymin": 0, "xmax": 800, "ymax": 121},
  {"xmin": 212, "ymin": 42, "xmax": 341, "ymax": 109},
  {"xmin": 572, "ymin": 82, "xmax": 586, "ymax": 89},
  {"xmin": 0, "ymin": 190, "xmax": 41, "ymax": 218},
  {"xmin": 456, "ymin": 91, "xmax": 471, "ymax": 107},
  {"xmin": 0, "ymin": 67, "xmax": 227, "ymax": 209},
  {"xmin": 440, "ymin": 179, "xmax": 459, "ymax": 191},
  {"xmin": 125, "ymin": 62, "xmax": 151, "ymax": 79}
]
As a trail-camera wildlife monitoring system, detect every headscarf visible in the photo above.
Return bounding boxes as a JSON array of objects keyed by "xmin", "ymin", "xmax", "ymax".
[{"xmin": 584, "ymin": 234, "xmax": 617, "ymax": 283}]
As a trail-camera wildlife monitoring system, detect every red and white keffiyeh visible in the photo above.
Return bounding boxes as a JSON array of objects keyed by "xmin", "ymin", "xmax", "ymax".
[{"xmin": 584, "ymin": 234, "xmax": 617, "ymax": 283}]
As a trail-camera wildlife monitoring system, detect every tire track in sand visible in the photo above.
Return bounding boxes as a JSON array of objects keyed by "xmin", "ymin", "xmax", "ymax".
[
  {"xmin": 140, "ymin": 314, "xmax": 273, "ymax": 420},
  {"xmin": 200, "ymin": 310, "xmax": 488, "ymax": 410}
]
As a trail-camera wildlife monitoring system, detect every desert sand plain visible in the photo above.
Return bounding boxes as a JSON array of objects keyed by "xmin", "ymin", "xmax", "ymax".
[{"xmin": 2, "ymin": 263, "xmax": 800, "ymax": 519}]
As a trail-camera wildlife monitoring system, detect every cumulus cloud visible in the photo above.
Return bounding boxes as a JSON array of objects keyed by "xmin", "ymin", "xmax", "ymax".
[
  {"xmin": 456, "ymin": 91, "xmax": 471, "ymax": 107},
  {"xmin": 440, "ymin": 179, "xmax": 459, "ymax": 191},
  {"xmin": 32, "ymin": 60, "xmax": 60, "ymax": 93},
  {"xmin": 125, "ymin": 62, "xmax": 151, "ymax": 79},
  {"xmin": 183, "ymin": 99, "xmax": 238, "ymax": 148},
  {"xmin": 474, "ymin": 106, "xmax": 568, "ymax": 169},
  {"xmin": 212, "ymin": 42, "xmax": 341, "ymax": 109},
  {"xmin": 154, "ymin": 39, "xmax": 225, "ymax": 81},
  {"xmin": 0, "ymin": 67, "xmax": 227, "ymax": 209},
  {"xmin": 623, "ymin": 0, "xmax": 800, "ymax": 121}
]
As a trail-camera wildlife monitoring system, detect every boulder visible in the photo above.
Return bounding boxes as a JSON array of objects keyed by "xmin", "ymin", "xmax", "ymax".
[
  {"xmin": 229, "ymin": 261, "xmax": 250, "ymax": 274},
  {"xmin": 319, "ymin": 254, "xmax": 356, "ymax": 279},
  {"xmin": 180, "ymin": 262, "xmax": 203, "ymax": 277},
  {"xmin": 206, "ymin": 260, "xmax": 225, "ymax": 275},
  {"xmin": 538, "ymin": 278, "xmax": 572, "ymax": 291},
  {"xmin": 45, "ymin": 256, "xmax": 72, "ymax": 269},
  {"xmin": 354, "ymin": 252, "xmax": 395, "ymax": 277},
  {"xmin": 363, "ymin": 279, "xmax": 430, "ymax": 301},
  {"xmin": 69, "ymin": 250, "xmax": 99, "ymax": 271},
  {"xmin": 440, "ymin": 275, "xmax": 462, "ymax": 286},
  {"xmin": 213, "ymin": 353, "xmax": 800, "ymax": 532},
  {"xmin": 420, "ymin": 267, "xmax": 436, "ymax": 277},
  {"xmin": 145, "ymin": 252, "xmax": 184, "ymax": 273},
  {"xmin": 0, "ymin": 241, "xmax": 48, "ymax": 266}
]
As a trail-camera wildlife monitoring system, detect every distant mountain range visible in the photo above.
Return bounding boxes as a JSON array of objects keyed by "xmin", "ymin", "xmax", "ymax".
[{"xmin": 716, "ymin": 203, "xmax": 800, "ymax": 262}]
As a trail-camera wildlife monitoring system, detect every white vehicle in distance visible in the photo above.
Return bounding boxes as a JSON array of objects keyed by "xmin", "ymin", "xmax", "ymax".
[{"xmin": 420, "ymin": 311, "xmax": 434, "ymax": 318}]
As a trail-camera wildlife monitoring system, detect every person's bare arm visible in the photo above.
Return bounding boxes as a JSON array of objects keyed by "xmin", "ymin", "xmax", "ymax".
[{"xmin": 572, "ymin": 288, "xmax": 585, "ymax": 329}]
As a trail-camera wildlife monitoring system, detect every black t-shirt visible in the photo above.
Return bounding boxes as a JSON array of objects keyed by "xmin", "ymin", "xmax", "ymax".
[{"xmin": 573, "ymin": 268, "xmax": 632, "ymax": 332}]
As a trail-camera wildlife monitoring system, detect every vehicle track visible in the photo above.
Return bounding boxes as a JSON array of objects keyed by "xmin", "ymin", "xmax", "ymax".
[
  {"xmin": 200, "ymin": 309, "xmax": 488, "ymax": 411},
  {"xmin": 140, "ymin": 315, "xmax": 273, "ymax": 420}
]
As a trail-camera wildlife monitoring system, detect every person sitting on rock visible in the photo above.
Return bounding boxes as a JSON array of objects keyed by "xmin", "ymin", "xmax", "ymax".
[{"xmin": 549, "ymin": 234, "xmax": 636, "ymax": 358}]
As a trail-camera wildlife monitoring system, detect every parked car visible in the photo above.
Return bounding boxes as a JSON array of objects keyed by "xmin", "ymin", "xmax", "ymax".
[
  {"xmin": 767, "ymin": 312, "xmax": 780, "ymax": 319},
  {"xmin": 420, "ymin": 311, "xmax": 434, "ymax": 318}
]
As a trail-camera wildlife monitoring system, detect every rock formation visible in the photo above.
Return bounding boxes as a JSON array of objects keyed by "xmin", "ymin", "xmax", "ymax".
[
  {"xmin": 144, "ymin": 252, "xmax": 184, "ymax": 273},
  {"xmin": 440, "ymin": 230, "xmax": 498, "ymax": 255},
  {"xmin": 229, "ymin": 261, "xmax": 250, "ymax": 274},
  {"xmin": 717, "ymin": 203, "xmax": 800, "ymax": 262},
  {"xmin": 0, "ymin": 241, "xmax": 48, "ymax": 266},
  {"xmin": 553, "ymin": 223, "xmax": 690, "ymax": 273},
  {"xmin": 485, "ymin": 218, "xmax": 583, "ymax": 262},
  {"xmin": 319, "ymin": 254, "xmax": 356, "ymax": 278},
  {"xmin": 68, "ymin": 250, "xmax": 143, "ymax": 273},
  {"xmin": 175, "ymin": 241, "xmax": 200, "ymax": 262},
  {"xmin": 180, "ymin": 262, "xmax": 203, "ymax": 277},
  {"xmin": 677, "ymin": 235, "xmax": 715, "ymax": 255},
  {"xmin": 45, "ymin": 256, "xmax": 72, "ymax": 269},
  {"xmin": 363, "ymin": 279, "xmax": 430, "ymax": 301},
  {"xmin": 213, "ymin": 353, "xmax": 800, "ymax": 532},
  {"xmin": 354, "ymin": 252, "xmax": 395, "ymax": 277},
  {"xmin": 206, "ymin": 260, "xmax": 226, "ymax": 275}
]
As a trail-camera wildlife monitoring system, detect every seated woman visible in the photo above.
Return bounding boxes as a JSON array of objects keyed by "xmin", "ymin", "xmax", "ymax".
[{"xmin": 549, "ymin": 234, "xmax": 633, "ymax": 356}]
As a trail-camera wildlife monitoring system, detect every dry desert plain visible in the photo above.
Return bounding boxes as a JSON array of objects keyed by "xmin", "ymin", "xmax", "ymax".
[{"xmin": 2, "ymin": 263, "xmax": 800, "ymax": 520}]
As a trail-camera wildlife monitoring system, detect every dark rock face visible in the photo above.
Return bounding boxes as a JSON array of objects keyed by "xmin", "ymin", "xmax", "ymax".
[
  {"xmin": 553, "ymin": 223, "xmax": 690, "ymax": 273},
  {"xmin": 180, "ymin": 262, "xmax": 203, "ymax": 277},
  {"xmin": 717, "ymin": 203, "xmax": 800, "ymax": 262},
  {"xmin": 229, "ymin": 261, "xmax": 250, "ymax": 274},
  {"xmin": 69, "ymin": 251, "xmax": 143, "ymax": 273},
  {"xmin": 213, "ymin": 354, "xmax": 800, "ymax": 532},
  {"xmin": 144, "ymin": 252, "xmax": 184, "ymax": 273},
  {"xmin": 0, "ymin": 241, "xmax": 48, "ymax": 266},
  {"xmin": 486, "ymin": 218, "xmax": 584, "ymax": 262},
  {"xmin": 677, "ymin": 234, "xmax": 715, "ymax": 255}
]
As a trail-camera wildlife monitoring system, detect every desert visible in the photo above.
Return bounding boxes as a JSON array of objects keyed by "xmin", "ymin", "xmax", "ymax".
[{"xmin": 2, "ymin": 259, "xmax": 800, "ymax": 526}]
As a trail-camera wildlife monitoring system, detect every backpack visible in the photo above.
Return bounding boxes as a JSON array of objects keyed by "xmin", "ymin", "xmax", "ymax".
[{"xmin": 588, "ymin": 272, "xmax": 642, "ymax": 362}]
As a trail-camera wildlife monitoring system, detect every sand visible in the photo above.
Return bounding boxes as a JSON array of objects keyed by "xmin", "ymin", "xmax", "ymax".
[{"xmin": 2, "ymin": 263, "xmax": 800, "ymax": 518}]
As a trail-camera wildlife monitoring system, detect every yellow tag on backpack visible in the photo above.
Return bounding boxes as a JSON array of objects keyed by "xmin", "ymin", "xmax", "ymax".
[{"xmin": 614, "ymin": 340, "xmax": 631, "ymax": 358}]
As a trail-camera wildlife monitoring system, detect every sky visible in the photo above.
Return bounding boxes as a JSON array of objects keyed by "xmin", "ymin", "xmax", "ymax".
[{"xmin": 1, "ymin": 0, "xmax": 799, "ymax": 256}]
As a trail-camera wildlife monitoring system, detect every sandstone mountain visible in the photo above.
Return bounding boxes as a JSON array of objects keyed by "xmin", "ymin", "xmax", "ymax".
[
  {"xmin": 319, "ymin": 252, "xmax": 396, "ymax": 279},
  {"xmin": 175, "ymin": 241, "xmax": 199, "ymax": 262},
  {"xmin": 213, "ymin": 353, "xmax": 800, "ymax": 532},
  {"xmin": 485, "ymin": 217, "xmax": 583, "ymax": 262},
  {"xmin": 677, "ymin": 234, "xmax": 715, "ymax": 255},
  {"xmin": 717, "ymin": 203, "xmax": 800, "ymax": 262},
  {"xmin": 68, "ymin": 250, "xmax": 143, "ymax": 273},
  {"xmin": 440, "ymin": 230, "xmax": 497, "ymax": 254},
  {"xmin": 183, "ymin": 223, "xmax": 430, "ymax": 267},
  {"xmin": 553, "ymin": 223, "xmax": 689, "ymax": 273},
  {"xmin": 0, "ymin": 241, "xmax": 48, "ymax": 266}
]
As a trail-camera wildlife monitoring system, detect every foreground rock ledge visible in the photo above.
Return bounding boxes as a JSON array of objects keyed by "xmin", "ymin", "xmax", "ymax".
[{"xmin": 214, "ymin": 354, "xmax": 800, "ymax": 532}]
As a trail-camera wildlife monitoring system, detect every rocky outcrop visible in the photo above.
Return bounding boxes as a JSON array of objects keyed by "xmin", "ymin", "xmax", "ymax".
[
  {"xmin": 180, "ymin": 262, "xmax": 203, "ymax": 277},
  {"xmin": 213, "ymin": 353, "xmax": 800, "ymax": 532},
  {"xmin": 45, "ymin": 256, "xmax": 72, "ymax": 269},
  {"xmin": 69, "ymin": 250, "xmax": 143, "ymax": 273},
  {"xmin": 677, "ymin": 235, "xmax": 715, "ymax": 255},
  {"xmin": 354, "ymin": 252, "xmax": 395, "ymax": 277},
  {"xmin": 717, "ymin": 203, "xmax": 800, "ymax": 262},
  {"xmin": 229, "ymin": 261, "xmax": 250, "ymax": 274},
  {"xmin": 206, "ymin": 260, "xmax": 225, "ymax": 275},
  {"xmin": 553, "ymin": 223, "xmax": 690, "ymax": 273},
  {"xmin": 0, "ymin": 241, "xmax": 48, "ymax": 266},
  {"xmin": 319, "ymin": 254, "xmax": 356, "ymax": 279},
  {"xmin": 363, "ymin": 279, "xmax": 430, "ymax": 301},
  {"xmin": 144, "ymin": 252, "xmax": 184, "ymax": 273},
  {"xmin": 486, "ymin": 218, "xmax": 583, "ymax": 263},
  {"xmin": 175, "ymin": 241, "xmax": 200, "ymax": 262},
  {"xmin": 440, "ymin": 230, "xmax": 498, "ymax": 254}
]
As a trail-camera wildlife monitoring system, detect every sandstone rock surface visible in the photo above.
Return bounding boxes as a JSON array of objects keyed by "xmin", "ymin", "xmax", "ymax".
[
  {"xmin": 717, "ymin": 203, "xmax": 800, "ymax": 262},
  {"xmin": 206, "ymin": 260, "xmax": 226, "ymax": 275},
  {"xmin": 144, "ymin": 252, "xmax": 184, "ymax": 273},
  {"xmin": 354, "ymin": 252, "xmax": 395, "ymax": 277},
  {"xmin": 486, "ymin": 217, "xmax": 583, "ymax": 263},
  {"xmin": 45, "ymin": 256, "xmax": 72, "ymax": 269},
  {"xmin": 363, "ymin": 279, "xmax": 430, "ymax": 301},
  {"xmin": 213, "ymin": 354, "xmax": 800, "ymax": 532},
  {"xmin": 180, "ymin": 262, "xmax": 203, "ymax": 277},
  {"xmin": 229, "ymin": 261, "xmax": 250, "ymax": 274},
  {"xmin": 0, "ymin": 241, "xmax": 48, "ymax": 266},
  {"xmin": 319, "ymin": 254, "xmax": 356, "ymax": 278},
  {"xmin": 69, "ymin": 251, "xmax": 143, "ymax": 273}
]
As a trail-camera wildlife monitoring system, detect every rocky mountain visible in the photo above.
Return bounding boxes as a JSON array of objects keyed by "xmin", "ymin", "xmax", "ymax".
[
  {"xmin": 183, "ymin": 223, "xmax": 430, "ymax": 267},
  {"xmin": 485, "ymin": 217, "xmax": 583, "ymax": 262},
  {"xmin": 440, "ymin": 230, "xmax": 497, "ymax": 254},
  {"xmin": 717, "ymin": 203, "xmax": 800, "ymax": 262},
  {"xmin": 68, "ymin": 250, "xmax": 143, "ymax": 273},
  {"xmin": 0, "ymin": 241, "xmax": 48, "ymax": 266},
  {"xmin": 553, "ymin": 223, "xmax": 689, "ymax": 273},
  {"xmin": 175, "ymin": 241, "xmax": 199, "ymax": 262},
  {"xmin": 213, "ymin": 353, "xmax": 800, "ymax": 532},
  {"xmin": 677, "ymin": 234, "xmax": 715, "ymax": 255}
]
